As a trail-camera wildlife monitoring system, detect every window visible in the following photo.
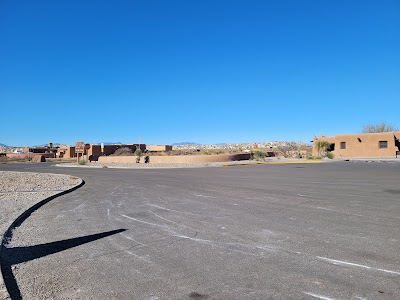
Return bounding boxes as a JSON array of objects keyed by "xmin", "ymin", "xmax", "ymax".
[
  {"xmin": 340, "ymin": 142, "xmax": 346, "ymax": 149},
  {"xmin": 379, "ymin": 141, "xmax": 388, "ymax": 149}
]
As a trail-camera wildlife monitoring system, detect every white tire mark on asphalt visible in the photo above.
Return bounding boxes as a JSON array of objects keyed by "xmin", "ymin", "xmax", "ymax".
[
  {"xmin": 316, "ymin": 256, "xmax": 400, "ymax": 276},
  {"xmin": 148, "ymin": 210, "xmax": 195, "ymax": 231},
  {"xmin": 303, "ymin": 292, "xmax": 337, "ymax": 300},
  {"xmin": 147, "ymin": 203, "xmax": 202, "ymax": 216},
  {"xmin": 194, "ymin": 194, "xmax": 216, "ymax": 198}
]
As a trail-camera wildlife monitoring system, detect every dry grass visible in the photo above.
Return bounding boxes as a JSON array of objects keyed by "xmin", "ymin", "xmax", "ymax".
[
  {"xmin": 47, "ymin": 158, "xmax": 75, "ymax": 162},
  {"xmin": 0, "ymin": 156, "xmax": 30, "ymax": 163}
]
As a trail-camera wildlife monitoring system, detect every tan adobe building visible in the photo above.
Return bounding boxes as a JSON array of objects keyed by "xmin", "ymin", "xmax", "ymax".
[
  {"xmin": 59, "ymin": 144, "xmax": 146, "ymax": 158},
  {"xmin": 313, "ymin": 132, "xmax": 400, "ymax": 158},
  {"xmin": 146, "ymin": 145, "xmax": 173, "ymax": 152}
]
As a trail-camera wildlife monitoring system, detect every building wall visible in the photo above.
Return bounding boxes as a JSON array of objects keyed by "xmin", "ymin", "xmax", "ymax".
[
  {"xmin": 313, "ymin": 132, "xmax": 400, "ymax": 158},
  {"xmin": 146, "ymin": 145, "xmax": 173, "ymax": 152},
  {"xmin": 59, "ymin": 144, "xmax": 147, "ymax": 158},
  {"xmin": 88, "ymin": 144, "xmax": 146, "ymax": 156},
  {"xmin": 22, "ymin": 147, "xmax": 49, "ymax": 154},
  {"xmin": 6, "ymin": 153, "xmax": 55, "ymax": 159}
]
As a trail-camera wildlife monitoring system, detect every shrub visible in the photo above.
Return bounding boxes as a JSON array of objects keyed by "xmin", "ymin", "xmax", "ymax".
[
  {"xmin": 134, "ymin": 149, "xmax": 143, "ymax": 157},
  {"xmin": 214, "ymin": 150, "xmax": 226, "ymax": 155},
  {"xmin": 78, "ymin": 159, "xmax": 86, "ymax": 165},
  {"xmin": 326, "ymin": 152, "xmax": 334, "ymax": 159},
  {"xmin": 253, "ymin": 150, "xmax": 267, "ymax": 161},
  {"xmin": 113, "ymin": 147, "xmax": 133, "ymax": 156}
]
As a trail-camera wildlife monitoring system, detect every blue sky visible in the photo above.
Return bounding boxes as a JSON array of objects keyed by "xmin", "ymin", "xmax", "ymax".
[{"xmin": 1, "ymin": 0, "xmax": 399, "ymax": 146}]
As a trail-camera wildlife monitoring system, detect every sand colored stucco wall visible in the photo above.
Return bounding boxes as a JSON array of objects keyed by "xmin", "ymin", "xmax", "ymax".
[
  {"xmin": 6, "ymin": 153, "xmax": 55, "ymax": 159},
  {"xmin": 98, "ymin": 153, "xmax": 251, "ymax": 164},
  {"xmin": 313, "ymin": 132, "xmax": 400, "ymax": 158},
  {"xmin": 146, "ymin": 145, "xmax": 173, "ymax": 152}
]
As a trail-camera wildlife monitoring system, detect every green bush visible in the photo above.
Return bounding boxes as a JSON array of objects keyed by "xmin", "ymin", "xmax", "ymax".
[
  {"xmin": 326, "ymin": 152, "xmax": 334, "ymax": 159},
  {"xmin": 315, "ymin": 140, "xmax": 330, "ymax": 156},
  {"xmin": 78, "ymin": 159, "xmax": 86, "ymax": 165},
  {"xmin": 134, "ymin": 149, "xmax": 143, "ymax": 157},
  {"xmin": 253, "ymin": 150, "xmax": 267, "ymax": 161}
]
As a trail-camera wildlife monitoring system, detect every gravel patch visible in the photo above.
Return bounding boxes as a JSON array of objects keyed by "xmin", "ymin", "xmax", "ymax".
[{"xmin": 0, "ymin": 171, "xmax": 82, "ymax": 300}]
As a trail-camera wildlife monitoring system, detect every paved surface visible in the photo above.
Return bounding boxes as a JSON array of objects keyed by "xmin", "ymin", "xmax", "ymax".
[{"xmin": 0, "ymin": 161, "xmax": 399, "ymax": 299}]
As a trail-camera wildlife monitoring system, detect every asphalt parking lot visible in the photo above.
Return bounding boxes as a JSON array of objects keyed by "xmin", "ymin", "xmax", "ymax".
[{"xmin": 1, "ymin": 161, "xmax": 399, "ymax": 299}]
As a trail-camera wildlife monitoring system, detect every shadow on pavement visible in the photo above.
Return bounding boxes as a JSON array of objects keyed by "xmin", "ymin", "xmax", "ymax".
[{"xmin": 1, "ymin": 229, "xmax": 126, "ymax": 300}]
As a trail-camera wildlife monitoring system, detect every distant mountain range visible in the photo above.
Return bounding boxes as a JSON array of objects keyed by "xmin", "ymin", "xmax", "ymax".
[
  {"xmin": 172, "ymin": 142, "xmax": 198, "ymax": 145},
  {"xmin": 0, "ymin": 143, "xmax": 7, "ymax": 147},
  {"xmin": 96, "ymin": 142, "xmax": 123, "ymax": 145}
]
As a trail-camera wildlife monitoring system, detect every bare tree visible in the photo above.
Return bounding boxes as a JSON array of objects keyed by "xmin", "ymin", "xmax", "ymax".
[
  {"xmin": 276, "ymin": 142, "xmax": 302, "ymax": 158},
  {"xmin": 362, "ymin": 122, "xmax": 398, "ymax": 133},
  {"xmin": 112, "ymin": 147, "xmax": 133, "ymax": 156}
]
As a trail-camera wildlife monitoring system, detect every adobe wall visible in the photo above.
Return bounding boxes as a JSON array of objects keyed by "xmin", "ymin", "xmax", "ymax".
[
  {"xmin": 6, "ymin": 153, "xmax": 55, "ymax": 159},
  {"xmin": 6, "ymin": 153, "xmax": 29, "ymax": 159},
  {"xmin": 88, "ymin": 144, "xmax": 144, "ymax": 156},
  {"xmin": 313, "ymin": 132, "xmax": 400, "ymax": 158},
  {"xmin": 61, "ymin": 144, "xmax": 147, "ymax": 158},
  {"xmin": 97, "ymin": 153, "xmax": 251, "ymax": 164}
]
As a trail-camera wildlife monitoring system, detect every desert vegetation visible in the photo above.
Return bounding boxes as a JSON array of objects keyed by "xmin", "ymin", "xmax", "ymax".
[
  {"xmin": 362, "ymin": 122, "xmax": 398, "ymax": 133},
  {"xmin": 112, "ymin": 147, "xmax": 133, "ymax": 156},
  {"xmin": 253, "ymin": 150, "xmax": 267, "ymax": 161}
]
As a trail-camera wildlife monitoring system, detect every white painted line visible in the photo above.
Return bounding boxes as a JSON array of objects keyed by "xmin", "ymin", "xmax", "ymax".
[{"xmin": 317, "ymin": 256, "xmax": 400, "ymax": 276}]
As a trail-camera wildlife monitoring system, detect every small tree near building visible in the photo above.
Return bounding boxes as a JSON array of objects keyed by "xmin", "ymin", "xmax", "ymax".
[
  {"xmin": 362, "ymin": 122, "xmax": 398, "ymax": 133},
  {"xmin": 315, "ymin": 140, "xmax": 330, "ymax": 157},
  {"xmin": 134, "ymin": 149, "xmax": 142, "ymax": 163}
]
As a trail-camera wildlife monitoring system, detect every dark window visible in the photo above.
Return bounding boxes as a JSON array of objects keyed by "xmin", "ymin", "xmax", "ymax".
[
  {"xmin": 327, "ymin": 143, "xmax": 335, "ymax": 151},
  {"xmin": 379, "ymin": 141, "xmax": 388, "ymax": 149},
  {"xmin": 340, "ymin": 142, "xmax": 346, "ymax": 149}
]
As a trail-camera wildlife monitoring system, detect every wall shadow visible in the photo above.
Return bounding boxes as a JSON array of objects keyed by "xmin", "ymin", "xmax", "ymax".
[{"xmin": 1, "ymin": 229, "xmax": 126, "ymax": 300}]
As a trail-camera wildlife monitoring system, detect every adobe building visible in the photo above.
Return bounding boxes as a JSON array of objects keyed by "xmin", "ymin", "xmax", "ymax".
[
  {"xmin": 146, "ymin": 145, "xmax": 173, "ymax": 152},
  {"xmin": 312, "ymin": 132, "xmax": 400, "ymax": 158},
  {"xmin": 59, "ymin": 144, "xmax": 146, "ymax": 158}
]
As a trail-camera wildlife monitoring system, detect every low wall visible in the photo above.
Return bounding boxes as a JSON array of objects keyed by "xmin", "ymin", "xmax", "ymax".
[
  {"xmin": 98, "ymin": 154, "xmax": 251, "ymax": 164},
  {"xmin": 6, "ymin": 153, "xmax": 55, "ymax": 159},
  {"xmin": 6, "ymin": 153, "xmax": 28, "ymax": 159}
]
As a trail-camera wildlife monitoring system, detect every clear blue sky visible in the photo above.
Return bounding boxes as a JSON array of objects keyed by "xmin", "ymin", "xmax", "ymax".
[{"xmin": 1, "ymin": 0, "xmax": 399, "ymax": 146}]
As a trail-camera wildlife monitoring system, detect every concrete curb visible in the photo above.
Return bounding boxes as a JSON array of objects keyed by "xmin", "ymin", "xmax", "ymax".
[
  {"xmin": 0, "ymin": 178, "xmax": 85, "ymax": 300},
  {"xmin": 223, "ymin": 160, "xmax": 324, "ymax": 166},
  {"xmin": 54, "ymin": 163, "xmax": 211, "ymax": 169}
]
